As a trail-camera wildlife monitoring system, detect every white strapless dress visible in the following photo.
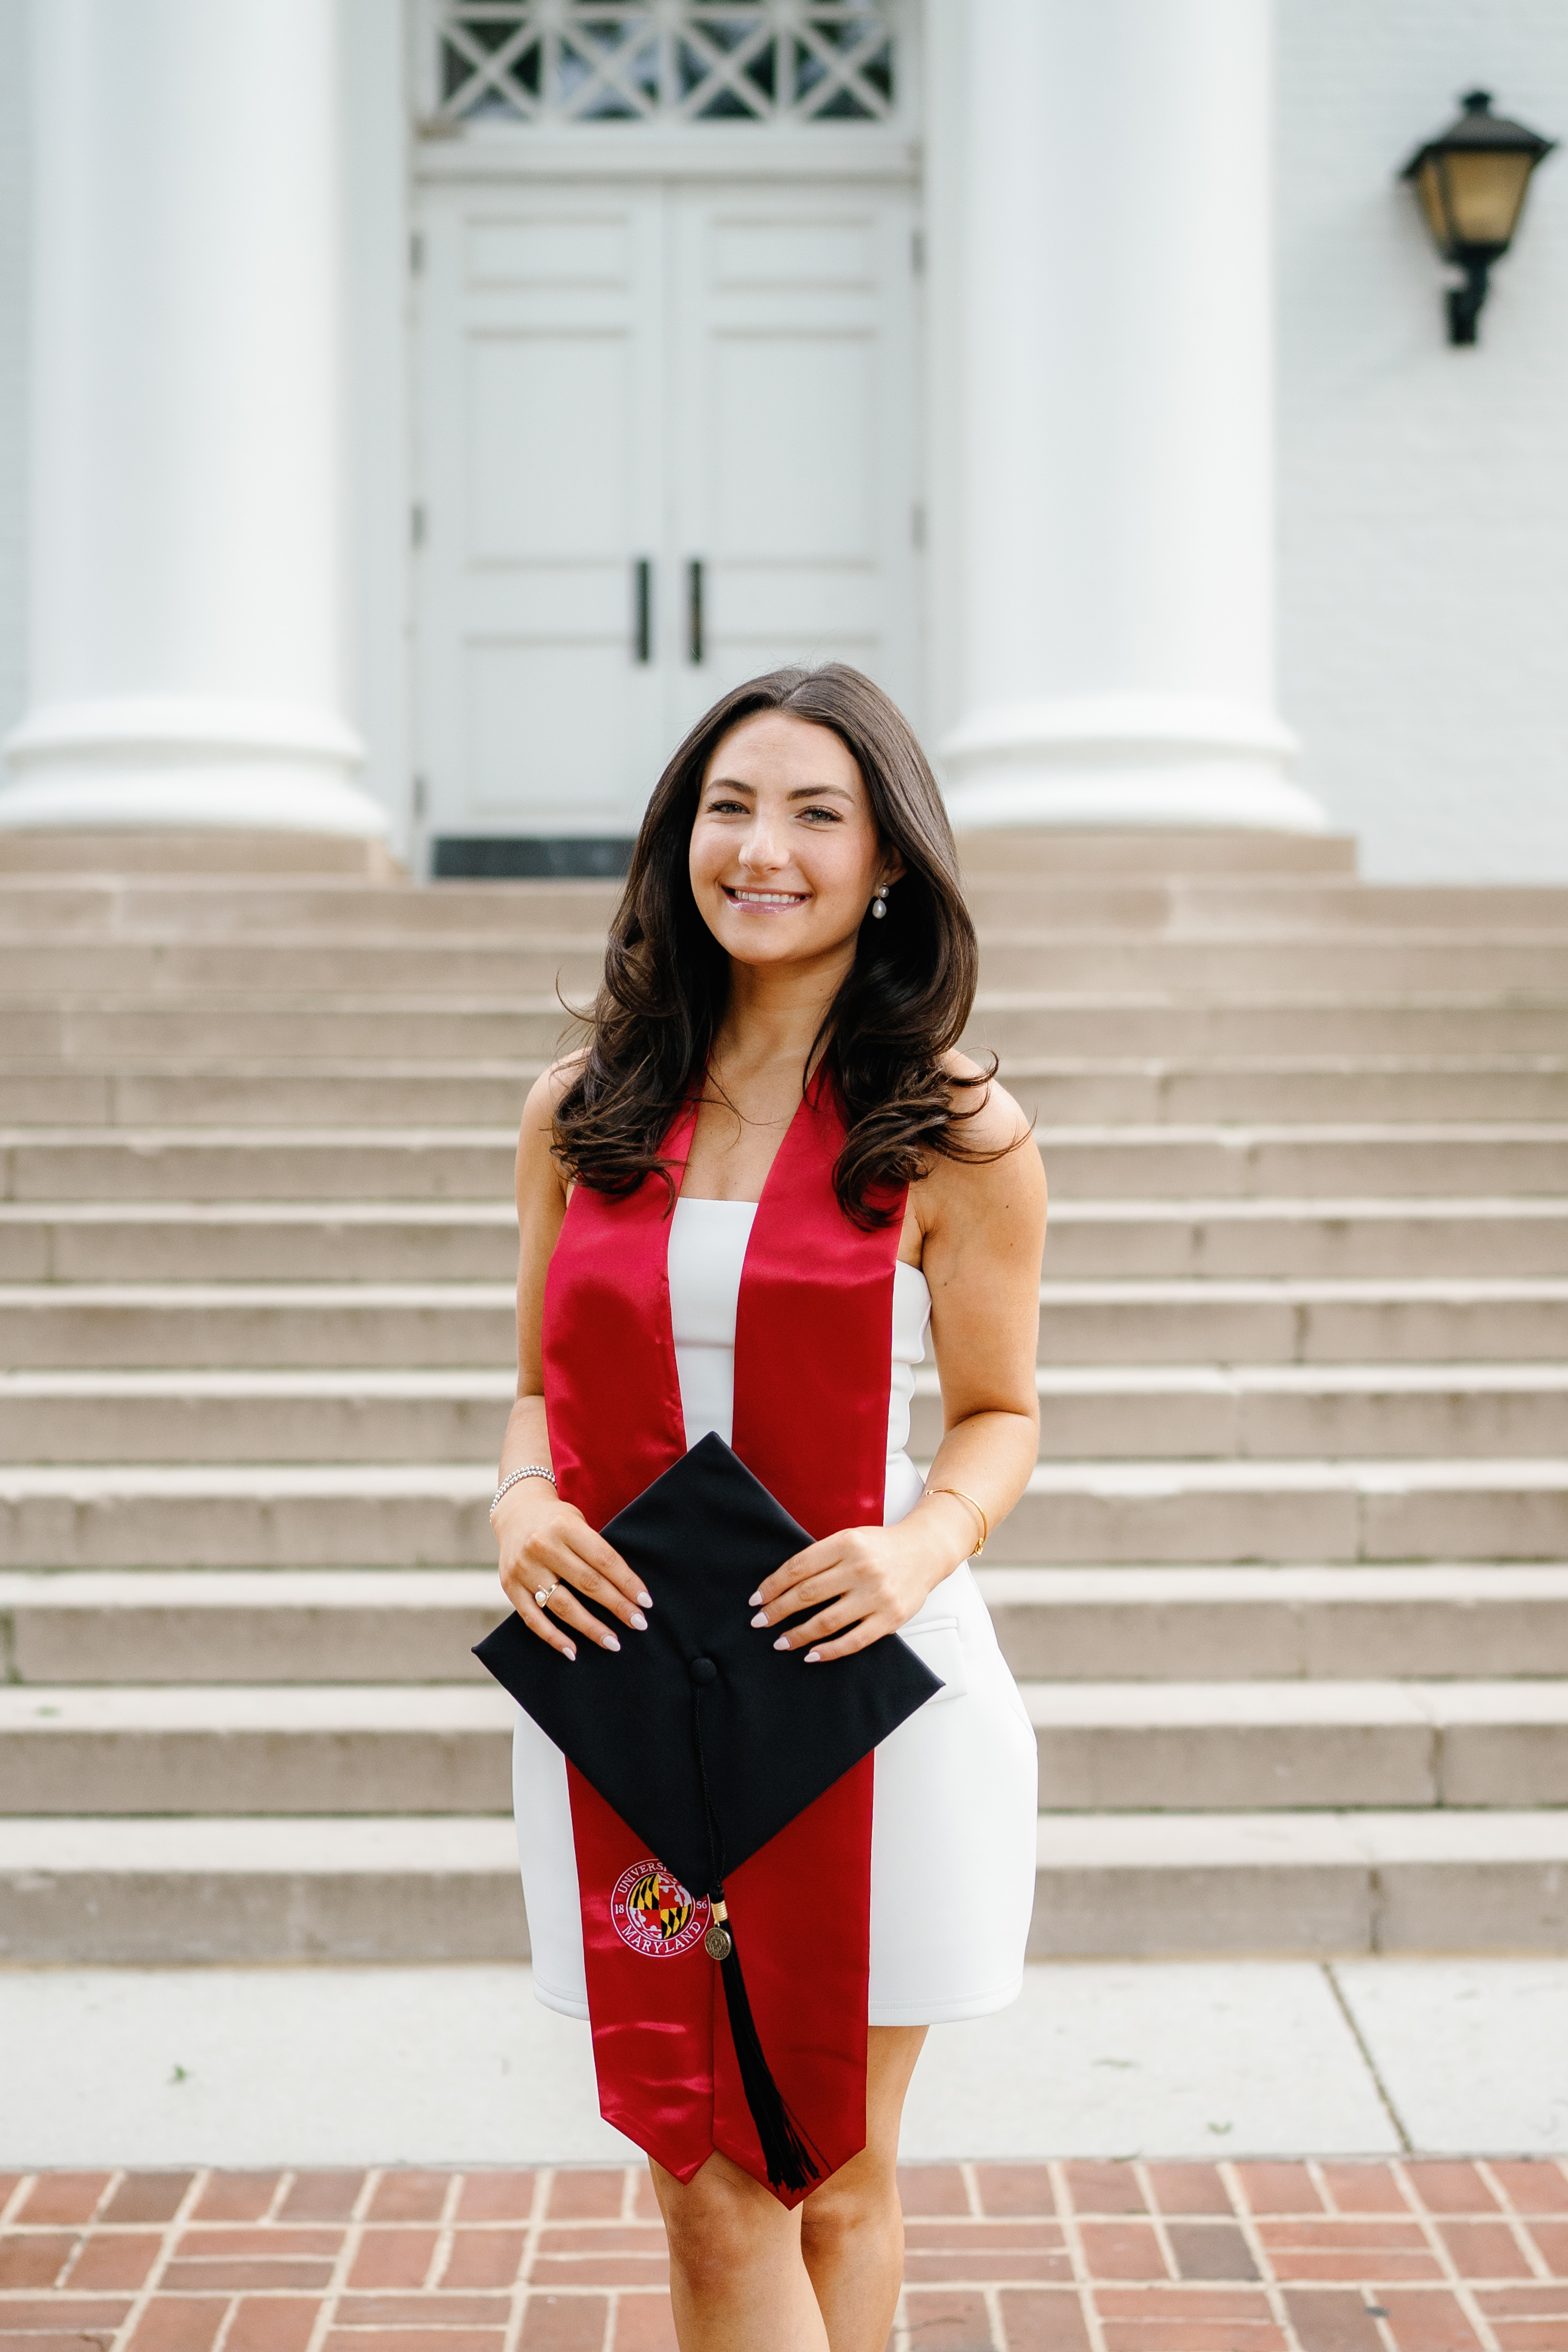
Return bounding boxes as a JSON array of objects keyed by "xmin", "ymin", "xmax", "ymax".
[{"xmin": 512, "ymin": 1197, "xmax": 1040, "ymax": 2025}]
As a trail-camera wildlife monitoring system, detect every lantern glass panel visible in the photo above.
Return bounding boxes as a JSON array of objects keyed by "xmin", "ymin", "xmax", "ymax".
[
  {"xmin": 1442, "ymin": 149, "xmax": 1537, "ymax": 249},
  {"xmin": 1413, "ymin": 157, "xmax": 1454, "ymax": 251}
]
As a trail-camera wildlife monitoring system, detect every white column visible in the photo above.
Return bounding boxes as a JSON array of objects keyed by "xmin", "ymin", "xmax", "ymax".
[
  {"xmin": 0, "ymin": 0, "xmax": 388, "ymax": 840},
  {"xmin": 934, "ymin": 0, "xmax": 1324, "ymax": 832}
]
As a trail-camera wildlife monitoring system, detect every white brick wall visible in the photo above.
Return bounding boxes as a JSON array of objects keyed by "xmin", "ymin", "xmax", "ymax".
[
  {"xmin": 0, "ymin": 0, "xmax": 27, "ymax": 747},
  {"xmin": 1277, "ymin": 0, "xmax": 1568, "ymax": 879}
]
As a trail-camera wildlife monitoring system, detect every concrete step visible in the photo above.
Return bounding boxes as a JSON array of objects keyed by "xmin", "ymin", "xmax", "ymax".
[
  {"xmin": 918, "ymin": 1363, "xmax": 1568, "ymax": 1460},
  {"xmin": 0, "ymin": 1368, "xmax": 515, "ymax": 1461},
  {"xmin": 0, "ymin": 1200, "xmax": 521, "ymax": 1282},
  {"xmin": 2, "ymin": 1457, "xmax": 1563, "ymax": 1567},
  {"xmin": 1042, "ymin": 1197, "xmax": 1568, "ymax": 1279},
  {"xmin": 0, "ymin": 1063, "xmax": 548, "ymax": 1130},
  {"xmin": 4, "ymin": 1194, "xmax": 1563, "ymax": 1284},
  {"xmin": 1008, "ymin": 1062, "xmax": 1568, "ymax": 1125},
  {"xmin": 0, "ymin": 1280, "xmax": 519, "ymax": 1367},
  {"xmin": 0, "ymin": 1682, "xmax": 515, "ymax": 1815},
  {"xmin": 6, "ymin": 1562, "xmax": 1566, "ymax": 1686},
  {"xmin": 0, "ymin": 878, "xmax": 622, "ymax": 940},
  {"xmin": 1027, "ymin": 1809, "xmax": 1568, "ymax": 1956},
  {"xmin": 5, "ymin": 1123, "xmax": 1564, "ymax": 1202},
  {"xmin": 1033, "ymin": 1278, "xmax": 1568, "ymax": 1363},
  {"xmin": 4, "ymin": 1361, "xmax": 1563, "ymax": 1463},
  {"xmin": 962, "ymin": 880, "xmax": 1568, "ymax": 935},
  {"xmin": 3, "ymin": 1806, "xmax": 1566, "ymax": 1962},
  {"xmin": 0, "ymin": 828, "xmax": 408, "ymax": 879},
  {"xmin": 977, "ymin": 1563, "xmax": 1568, "ymax": 1681},
  {"xmin": 1022, "ymin": 1679, "xmax": 1568, "ymax": 1811},
  {"xmin": 970, "ymin": 993, "xmax": 1568, "ymax": 1057},
  {"xmin": 7, "ymin": 1056, "xmax": 1567, "ymax": 1130},
  {"xmin": 0, "ymin": 1127, "xmax": 526, "ymax": 1203},
  {"xmin": 3, "ymin": 1277, "xmax": 1564, "ymax": 1368},
  {"xmin": 0, "ymin": 1568, "xmax": 506, "ymax": 1684},
  {"xmin": 0, "ymin": 940, "xmax": 608, "ymax": 999},
  {"xmin": 997, "ymin": 1458, "xmax": 1568, "ymax": 1564},
  {"xmin": 13, "ymin": 991, "xmax": 1568, "ymax": 1066},
  {"xmin": 5, "ymin": 933, "xmax": 1568, "ymax": 1000},
  {"xmin": 0, "ymin": 1813, "xmax": 530, "ymax": 1963},
  {"xmin": 4, "ymin": 999, "xmax": 579, "ymax": 1062},
  {"xmin": 6, "ymin": 1672, "xmax": 1565, "ymax": 1818},
  {"xmin": 954, "ymin": 828, "xmax": 1362, "ymax": 877},
  {"xmin": 982, "ymin": 936, "xmax": 1568, "ymax": 994}
]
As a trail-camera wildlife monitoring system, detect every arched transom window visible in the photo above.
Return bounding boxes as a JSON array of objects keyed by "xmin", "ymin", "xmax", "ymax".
[{"xmin": 431, "ymin": 0, "xmax": 897, "ymax": 127}]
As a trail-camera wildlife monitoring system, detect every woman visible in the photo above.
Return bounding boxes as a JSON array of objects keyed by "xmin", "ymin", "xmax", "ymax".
[{"xmin": 492, "ymin": 664, "xmax": 1045, "ymax": 2352}]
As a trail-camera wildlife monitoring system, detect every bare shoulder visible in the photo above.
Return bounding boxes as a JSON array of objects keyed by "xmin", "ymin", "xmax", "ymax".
[
  {"xmin": 939, "ymin": 1049, "xmax": 1036, "ymax": 1156},
  {"xmin": 515, "ymin": 1050, "xmax": 588, "ymax": 1202},
  {"xmin": 913, "ymin": 1052, "xmax": 1046, "ymax": 1234}
]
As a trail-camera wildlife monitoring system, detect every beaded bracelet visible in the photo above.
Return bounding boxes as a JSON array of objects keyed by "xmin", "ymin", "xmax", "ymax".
[{"xmin": 490, "ymin": 1463, "xmax": 556, "ymax": 1522}]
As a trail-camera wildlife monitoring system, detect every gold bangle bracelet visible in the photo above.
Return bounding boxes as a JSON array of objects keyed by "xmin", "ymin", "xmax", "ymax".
[{"xmin": 929, "ymin": 1485, "xmax": 987, "ymax": 1556}]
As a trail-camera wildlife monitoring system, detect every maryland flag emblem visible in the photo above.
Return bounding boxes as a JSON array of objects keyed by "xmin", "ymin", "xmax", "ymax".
[{"xmin": 611, "ymin": 1859, "xmax": 711, "ymax": 1958}]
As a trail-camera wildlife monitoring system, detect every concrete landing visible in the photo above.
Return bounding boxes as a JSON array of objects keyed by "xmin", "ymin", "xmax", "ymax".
[{"xmin": 2, "ymin": 1959, "xmax": 1564, "ymax": 2169}]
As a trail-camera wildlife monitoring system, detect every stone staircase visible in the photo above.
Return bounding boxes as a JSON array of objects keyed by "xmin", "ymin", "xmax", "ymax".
[{"xmin": 1, "ymin": 828, "xmax": 1566, "ymax": 1961}]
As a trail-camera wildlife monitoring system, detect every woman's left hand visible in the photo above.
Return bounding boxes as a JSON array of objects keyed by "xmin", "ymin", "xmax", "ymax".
[{"xmin": 749, "ymin": 1504, "xmax": 970, "ymax": 1662}]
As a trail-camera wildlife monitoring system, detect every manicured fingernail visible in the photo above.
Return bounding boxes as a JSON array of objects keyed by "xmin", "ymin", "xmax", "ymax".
[
  {"xmin": 804, "ymin": 1650, "xmax": 822, "ymax": 1664},
  {"xmin": 563, "ymin": 1643, "xmax": 577, "ymax": 1662},
  {"xmin": 637, "ymin": 1590, "xmax": 653, "ymax": 1609},
  {"xmin": 750, "ymin": 1610, "xmax": 769, "ymax": 1629},
  {"xmin": 630, "ymin": 1610, "xmax": 648, "ymax": 1632},
  {"xmin": 773, "ymin": 1635, "xmax": 791, "ymax": 1652},
  {"xmin": 748, "ymin": 1591, "xmax": 763, "ymax": 1607},
  {"xmin": 602, "ymin": 1632, "xmax": 621, "ymax": 1653}
]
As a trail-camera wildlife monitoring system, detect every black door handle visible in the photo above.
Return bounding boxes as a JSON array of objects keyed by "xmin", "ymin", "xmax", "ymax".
[
  {"xmin": 688, "ymin": 559, "xmax": 704, "ymax": 665},
  {"xmin": 633, "ymin": 558, "xmax": 652, "ymax": 663}
]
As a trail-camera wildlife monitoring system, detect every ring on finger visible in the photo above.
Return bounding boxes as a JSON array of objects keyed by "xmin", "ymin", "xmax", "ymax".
[{"xmin": 534, "ymin": 1579, "xmax": 560, "ymax": 1610}]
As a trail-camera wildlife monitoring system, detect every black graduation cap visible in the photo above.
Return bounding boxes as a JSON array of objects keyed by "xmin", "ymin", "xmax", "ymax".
[{"xmin": 474, "ymin": 1429, "xmax": 943, "ymax": 2190}]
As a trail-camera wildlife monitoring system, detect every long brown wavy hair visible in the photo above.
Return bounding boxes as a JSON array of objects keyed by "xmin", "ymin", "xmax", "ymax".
[{"xmin": 552, "ymin": 664, "xmax": 994, "ymax": 1225}]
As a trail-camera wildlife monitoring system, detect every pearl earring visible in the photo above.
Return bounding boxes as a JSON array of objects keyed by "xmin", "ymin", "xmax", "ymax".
[{"xmin": 871, "ymin": 886, "xmax": 889, "ymax": 920}]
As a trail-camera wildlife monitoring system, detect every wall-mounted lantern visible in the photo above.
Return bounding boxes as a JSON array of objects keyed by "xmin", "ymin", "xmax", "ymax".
[{"xmin": 1401, "ymin": 90, "xmax": 1557, "ymax": 344}]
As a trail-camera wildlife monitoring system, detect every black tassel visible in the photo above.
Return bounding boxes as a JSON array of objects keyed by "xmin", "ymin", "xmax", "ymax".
[
  {"xmin": 716, "ymin": 1924, "xmax": 821, "ymax": 2194},
  {"xmin": 690, "ymin": 1657, "xmax": 824, "ymax": 2194}
]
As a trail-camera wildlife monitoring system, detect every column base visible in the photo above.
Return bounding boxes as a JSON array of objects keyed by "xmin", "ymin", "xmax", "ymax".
[
  {"xmin": 0, "ymin": 699, "xmax": 390, "ymax": 840},
  {"xmin": 939, "ymin": 695, "xmax": 1327, "ymax": 834}
]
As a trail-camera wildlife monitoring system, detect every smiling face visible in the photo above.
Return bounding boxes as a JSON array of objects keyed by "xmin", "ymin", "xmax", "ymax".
[{"xmin": 687, "ymin": 710, "xmax": 900, "ymax": 975}]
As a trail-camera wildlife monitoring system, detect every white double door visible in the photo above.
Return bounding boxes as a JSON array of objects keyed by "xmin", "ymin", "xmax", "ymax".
[{"xmin": 414, "ymin": 177, "xmax": 922, "ymax": 840}]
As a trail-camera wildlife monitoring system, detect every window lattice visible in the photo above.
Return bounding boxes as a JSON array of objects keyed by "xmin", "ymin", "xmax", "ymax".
[{"xmin": 431, "ymin": 2, "xmax": 896, "ymax": 127}]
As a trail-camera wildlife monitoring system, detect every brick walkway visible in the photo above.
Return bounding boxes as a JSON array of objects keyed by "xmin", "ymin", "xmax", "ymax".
[{"xmin": 3, "ymin": 2161, "xmax": 1566, "ymax": 2352}]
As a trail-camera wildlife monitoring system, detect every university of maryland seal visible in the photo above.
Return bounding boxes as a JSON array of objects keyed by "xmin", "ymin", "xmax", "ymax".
[{"xmin": 611, "ymin": 1860, "xmax": 712, "ymax": 1958}]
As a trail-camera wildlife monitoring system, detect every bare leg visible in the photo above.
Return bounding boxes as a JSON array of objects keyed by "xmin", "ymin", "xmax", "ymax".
[
  {"xmin": 652, "ymin": 2148, "xmax": 829, "ymax": 2352},
  {"xmin": 800, "ymin": 2026, "xmax": 928, "ymax": 2352},
  {"xmin": 652, "ymin": 2025, "xmax": 929, "ymax": 2352}
]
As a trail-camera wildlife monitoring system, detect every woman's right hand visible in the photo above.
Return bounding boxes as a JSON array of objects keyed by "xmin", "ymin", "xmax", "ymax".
[{"xmin": 494, "ymin": 1486, "xmax": 652, "ymax": 1663}]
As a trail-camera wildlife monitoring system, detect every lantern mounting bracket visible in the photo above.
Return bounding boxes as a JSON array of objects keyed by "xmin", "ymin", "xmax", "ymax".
[{"xmin": 1447, "ymin": 256, "xmax": 1491, "ymax": 347}]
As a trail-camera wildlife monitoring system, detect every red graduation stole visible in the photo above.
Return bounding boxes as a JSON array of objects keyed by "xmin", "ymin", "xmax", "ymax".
[{"xmin": 541, "ymin": 1080, "xmax": 903, "ymax": 2203}]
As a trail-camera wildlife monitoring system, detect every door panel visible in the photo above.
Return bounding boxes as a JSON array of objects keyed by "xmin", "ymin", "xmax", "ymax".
[
  {"xmin": 667, "ymin": 185, "xmax": 920, "ymax": 746},
  {"xmin": 414, "ymin": 177, "xmax": 920, "ymax": 842},
  {"xmin": 416, "ymin": 188, "xmax": 666, "ymax": 836},
  {"xmin": 711, "ymin": 335, "xmax": 878, "ymax": 561},
  {"xmin": 466, "ymin": 330, "xmax": 635, "ymax": 561}
]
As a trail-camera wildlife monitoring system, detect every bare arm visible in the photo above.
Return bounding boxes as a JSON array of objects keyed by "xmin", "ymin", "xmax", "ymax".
[
  {"xmin": 490, "ymin": 1063, "xmax": 652, "ymax": 1662},
  {"xmin": 752, "ymin": 1066, "xmax": 1046, "ymax": 1660}
]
